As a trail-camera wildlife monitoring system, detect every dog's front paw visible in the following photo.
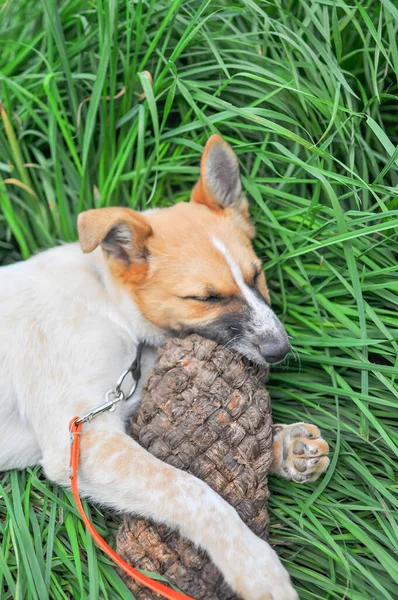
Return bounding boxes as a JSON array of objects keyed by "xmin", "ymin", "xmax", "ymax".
[
  {"xmin": 271, "ymin": 422, "xmax": 330, "ymax": 483},
  {"xmin": 221, "ymin": 530, "xmax": 298, "ymax": 600}
]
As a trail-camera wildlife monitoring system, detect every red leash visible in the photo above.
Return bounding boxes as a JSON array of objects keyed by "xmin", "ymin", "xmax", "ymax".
[{"xmin": 69, "ymin": 416, "xmax": 194, "ymax": 600}]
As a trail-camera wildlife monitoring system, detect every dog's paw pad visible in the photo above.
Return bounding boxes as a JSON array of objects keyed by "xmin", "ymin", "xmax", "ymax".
[{"xmin": 274, "ymin": 423, "xmax": 330, "ymax": 483}]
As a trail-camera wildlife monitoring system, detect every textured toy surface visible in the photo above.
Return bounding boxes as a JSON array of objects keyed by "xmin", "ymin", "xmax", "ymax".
[{"xmin": 116, "ymin": 334, "xmax": 272, "ymax": 600}]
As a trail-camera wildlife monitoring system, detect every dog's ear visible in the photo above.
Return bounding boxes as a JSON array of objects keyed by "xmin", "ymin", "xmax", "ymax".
[
  {"xmin": 192, "ymin": 135, "xmax": 245, "ymax": 212},
  {"xmin": 191, "ymin": 135, "xmax": 254, "ymax": 237},
  {"xmin": 77, "ymin": 207, "xmax": 152, "ymax": 265}
]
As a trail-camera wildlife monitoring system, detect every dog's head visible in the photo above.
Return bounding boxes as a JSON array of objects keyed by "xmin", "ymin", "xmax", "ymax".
[{"xmin": 78, "ymin": 135, "xmax": 290, "ymax": 365}]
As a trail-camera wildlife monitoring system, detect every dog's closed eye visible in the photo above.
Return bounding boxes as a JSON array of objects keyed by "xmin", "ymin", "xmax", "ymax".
[{"xmin": 180, "ymin": 293, "xmax": 226, "ymax": 303}]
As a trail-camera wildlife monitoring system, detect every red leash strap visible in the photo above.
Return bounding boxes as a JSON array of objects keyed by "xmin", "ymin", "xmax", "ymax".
[{"xmin": 69, "ymin": 417, "xmax": 195, "ymax": 600}]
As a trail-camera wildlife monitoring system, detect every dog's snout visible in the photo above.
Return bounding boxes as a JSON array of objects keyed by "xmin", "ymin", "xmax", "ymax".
[{"xmin": 259, "ymin": 340, "xmax": 291, "ymax": 364}]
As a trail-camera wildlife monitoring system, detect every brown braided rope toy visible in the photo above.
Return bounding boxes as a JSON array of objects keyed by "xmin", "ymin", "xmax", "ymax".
[
  {"xmin": 116, "ymin": 334, "xmax": 330, "ymax": 599},
  {"xmin": 116, "ymin": 333, "xmax": 273, "ymax": 599}
]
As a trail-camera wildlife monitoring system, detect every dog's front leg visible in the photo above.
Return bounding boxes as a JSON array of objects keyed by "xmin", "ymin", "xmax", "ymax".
[{"xmin": 42, "ymin": 419, "xmax": 297, "ymax": 600}]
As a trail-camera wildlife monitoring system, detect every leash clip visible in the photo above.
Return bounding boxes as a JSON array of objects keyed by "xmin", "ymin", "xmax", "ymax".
[{"xmin": 75, "ymin": 388, "xmax": 125, "ymax": 425}]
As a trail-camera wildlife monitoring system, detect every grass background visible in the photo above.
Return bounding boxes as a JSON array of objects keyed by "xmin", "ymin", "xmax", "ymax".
[{"xmin": 1, "ymin": 0, "xmax": 398, "ymax": 598}]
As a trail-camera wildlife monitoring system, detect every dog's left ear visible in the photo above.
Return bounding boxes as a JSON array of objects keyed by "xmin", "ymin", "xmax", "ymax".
[
  {"xmin": 191, "ymin": 135, "xmax": 250, "ymax": 220},
  {"xmin": 77, "ymin": 207, "xmax": 152, "ymax": 266}
]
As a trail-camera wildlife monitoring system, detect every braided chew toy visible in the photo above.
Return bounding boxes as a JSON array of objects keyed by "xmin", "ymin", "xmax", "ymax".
[{"xmin": 116, "ymin": 334, "xmax": 272, "ymax": 599}]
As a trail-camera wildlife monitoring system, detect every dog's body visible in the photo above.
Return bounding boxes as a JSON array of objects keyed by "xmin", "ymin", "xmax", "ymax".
[
  {"xmin": 0, "ymin": 241, "xmax": 160, "ymax": 470},
  {"xmin": 0, "ymin": 136, "xmax": 329, "ymax": 600}
]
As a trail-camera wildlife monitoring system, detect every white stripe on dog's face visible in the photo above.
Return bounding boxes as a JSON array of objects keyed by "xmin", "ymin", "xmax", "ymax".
[
  {"xmin": 211, "ymin": 236, "xmax": 290, "ymax": 364},
  {"xmin": 212, "ymin": 236, "xmax": 277, "ymax": 334}
]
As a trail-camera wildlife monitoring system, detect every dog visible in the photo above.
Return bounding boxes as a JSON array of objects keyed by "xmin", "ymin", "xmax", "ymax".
[{"xmin": 0, "ymin": 135, "xmax": 329, "ymax": 600}]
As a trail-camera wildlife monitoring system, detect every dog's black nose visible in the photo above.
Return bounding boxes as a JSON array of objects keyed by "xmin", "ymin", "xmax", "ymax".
[{"xmin": 259, "ymin": 341, "xmax": 291, "ymax": 364}]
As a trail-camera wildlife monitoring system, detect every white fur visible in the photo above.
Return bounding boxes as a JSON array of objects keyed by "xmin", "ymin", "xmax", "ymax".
[{"xmin": 0, "ymin": 241, "xmax": 297, "ymax": 600}]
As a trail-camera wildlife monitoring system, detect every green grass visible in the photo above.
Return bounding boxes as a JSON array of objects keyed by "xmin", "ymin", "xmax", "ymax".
[{"xmin": 1, "ymin": 0, "xmax": 398, "ymax": 598}]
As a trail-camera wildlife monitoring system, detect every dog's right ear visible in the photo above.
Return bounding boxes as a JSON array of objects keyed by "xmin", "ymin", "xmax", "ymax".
[{"xmin": 77, "ymin": 207, "xmax": 152, "ymax": 265}]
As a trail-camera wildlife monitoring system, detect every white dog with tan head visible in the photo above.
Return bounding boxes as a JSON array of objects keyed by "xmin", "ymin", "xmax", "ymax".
[{"xmin": 0, "ymin": 135, "xmax": 329, "ymax": 600}]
